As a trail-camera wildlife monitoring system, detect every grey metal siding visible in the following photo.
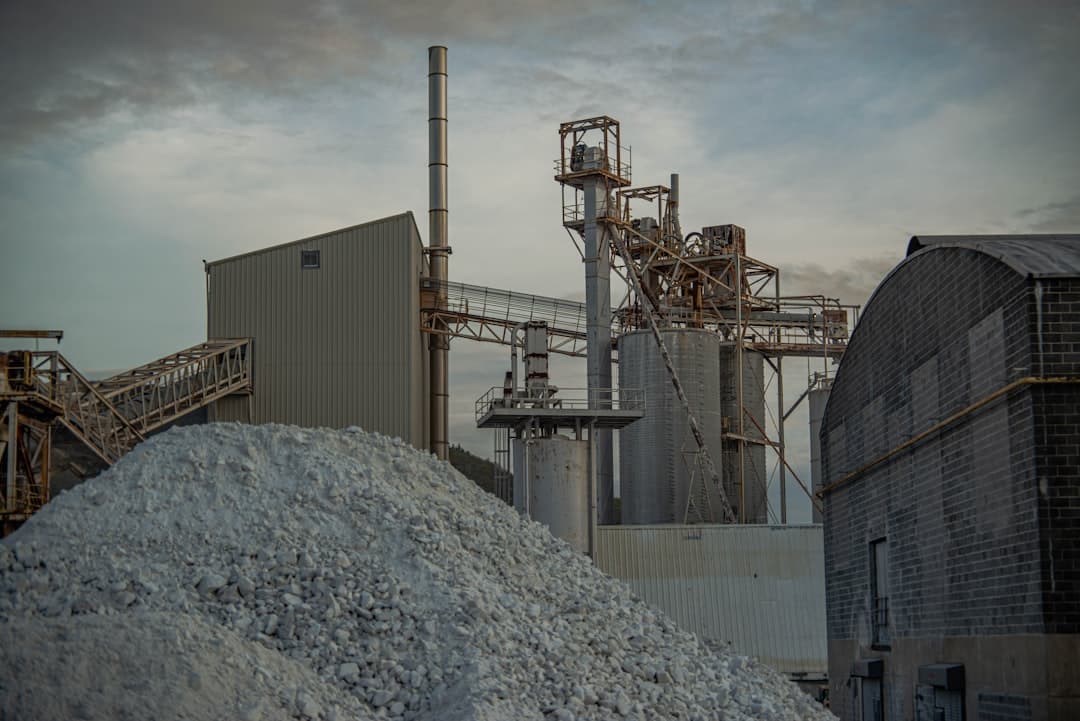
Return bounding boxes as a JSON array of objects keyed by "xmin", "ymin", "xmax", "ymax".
[
  {"xmin": 595, "ymin": 524, "xmax": 828, "ymax": 677},
  {"xmin": 206, "ymin": 212, "xmax": 429, "ymax": 448}
]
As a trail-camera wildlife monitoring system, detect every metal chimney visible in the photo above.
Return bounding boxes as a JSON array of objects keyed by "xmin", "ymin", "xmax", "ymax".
[{"xmin": 428, "ymin": 46, "xmax": 449, "ymax": 460}]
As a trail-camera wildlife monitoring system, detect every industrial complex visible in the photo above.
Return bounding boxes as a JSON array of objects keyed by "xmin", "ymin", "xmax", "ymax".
[{"xmin": 2, "ymin": 47, "xmax": 1078, "ymax": 721}]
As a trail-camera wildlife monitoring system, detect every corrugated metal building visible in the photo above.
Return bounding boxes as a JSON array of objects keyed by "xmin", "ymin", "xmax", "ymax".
[
  {"xmin": 596, "ymin": 524, "xmax": 827, "ymax": 680},
  {"xmin": 205, "ymin": 212, "xmax": 429, "ymax": 448}
]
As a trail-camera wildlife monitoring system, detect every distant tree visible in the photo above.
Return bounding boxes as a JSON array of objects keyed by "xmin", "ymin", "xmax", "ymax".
[{"xmin": 448, "ymin": 444, "xmax": 509, "ymax": 497}]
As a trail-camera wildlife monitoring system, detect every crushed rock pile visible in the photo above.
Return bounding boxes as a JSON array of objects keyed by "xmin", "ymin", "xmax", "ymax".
[{"xmin": 1, "ymin": 424, "xmax": 833, "ymax": 721}]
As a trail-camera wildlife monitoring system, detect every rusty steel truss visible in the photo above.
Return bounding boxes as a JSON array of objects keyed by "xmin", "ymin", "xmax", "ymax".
[
  {"xmin": 421, "ymin": 279, "xmax": 852, "ymax": 361},
  {"xmin": 1, "ymin": 338, "xmax": 252, "ymax": 533},
  {"xmin": 421, "ymin": 279, "xmax": 590, "ymax": 357}
]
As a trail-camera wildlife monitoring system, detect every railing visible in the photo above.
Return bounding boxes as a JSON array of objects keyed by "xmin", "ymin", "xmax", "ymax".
[
  {"xmin": 423, "ymin": 280, "xmax": 590, "ymax": 357},
  {"xmin": 3, "ymin": 350, "xmax": 145, "ymax": 464},
  {"xmin": 553, "ymin": 149, "xmax": 632, "ymax": 184},
  {"xmin": 561, "ymin": 202, "xmax": 623, "ymax": 226},
  {"xmin": 94, "ymin": 339, "xmax": 252, "ymax": 434},
  {"xmin": 1, "ymin": 339, "xmax": 252, "ymax": 465},
  {"xmin": 475, "ymin": 386, "xmax": 645, "ymax": 424},
  {"xmin": 422, "ymin": 279, "xmax": 854, "ymax": 360}
]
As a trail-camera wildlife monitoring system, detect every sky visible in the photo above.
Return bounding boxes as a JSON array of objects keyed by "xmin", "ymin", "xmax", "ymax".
[{"xmin": 2, "ymin": 0, "xmax": 1078, "ymax": 522}]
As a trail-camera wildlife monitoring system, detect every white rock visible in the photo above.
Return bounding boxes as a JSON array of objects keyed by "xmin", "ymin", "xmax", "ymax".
[
  {"xmin": 0, "ymin": 424, "xmax": 833, "ymax": 721},
  {"xmin": 196, "ymin": 573, "xmax": 227, "ymax": 595},
  {"xmin": 296, "ymin": 691, "xmax": 321, "ymax": 719}
]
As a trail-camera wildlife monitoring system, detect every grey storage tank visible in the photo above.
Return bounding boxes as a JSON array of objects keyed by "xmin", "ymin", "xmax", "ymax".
[
  {"xmin": 617, "ymin": 329, "xmax": 724, "ymax": 524},
  {"xmin": 525, "ymin": 436, "xmax": 590, "ymax": 553}
]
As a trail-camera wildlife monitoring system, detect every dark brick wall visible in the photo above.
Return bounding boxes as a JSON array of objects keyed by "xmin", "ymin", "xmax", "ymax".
[
  {"xmin": 977, "ymin": 693, "xmax": 1033, "ymax": 721},
  {"xmin": 821, "ymin": 248, "xmax": 1049, "ymax": 645},
  {"xmin": 1031, "ymin": 277, "xmax": 1080, "ymax": 634}
]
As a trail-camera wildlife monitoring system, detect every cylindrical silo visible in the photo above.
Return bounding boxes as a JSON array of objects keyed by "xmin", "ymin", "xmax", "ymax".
[
  {"xmin": 526, "ymin": 436, "xmax": 590, "ymax": 552},
  {"xmin": 808, "ymin": 384, "xmax": 831, "ymax": 524},
  {"xmin": 718, "ymin": 343, "xmax": 768, "ymax": 523},
  {"xmin": 617, "ymin": 329, "xmax": 724, "ymax": 524}
]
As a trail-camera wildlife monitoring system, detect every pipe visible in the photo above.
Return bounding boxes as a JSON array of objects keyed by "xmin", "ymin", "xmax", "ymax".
[
  {"xmin": 5, "ymin": 402, "xmax": 17, "ymax": 511},
  {"xmin": 669, "ymin": 173, "xmax": 682, "ymax": 241},
  {"xmin": 428, "ymin": 46, "xmax": 450, "ymax": 460},
  {"xmin": 588, "ymin": 421, "xmax": 597, "ymax": 561},
  {"xmin": 777, "ymin": 355, "xmax": 787, "ymax": 524},
  {"xmin": 583, "ymin": 176, "xmax": 615, "ymax": 524},
  {"xmin": 808, "ymin": 384, "xmax": 830, "ymax": 522},
  {"xmin": 1035, "ymin": 281, "xmax": 1045, "ymax": 377},
  {"xmin": 735, "ymin": 253, "xmax": 745, "ymax": 522}
]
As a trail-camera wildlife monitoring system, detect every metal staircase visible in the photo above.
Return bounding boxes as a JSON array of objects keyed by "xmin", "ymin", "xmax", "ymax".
[{"xmin": 1, "ymin": 338, "xmax": 252, "ymax": 532}]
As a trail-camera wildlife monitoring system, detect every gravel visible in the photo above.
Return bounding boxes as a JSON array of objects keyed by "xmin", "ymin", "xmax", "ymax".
[{"xmin": 0, "ymin": 423, "xmax": 833, "ymax": 720}]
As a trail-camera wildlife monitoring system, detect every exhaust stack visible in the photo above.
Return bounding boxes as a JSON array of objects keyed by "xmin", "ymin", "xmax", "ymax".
[{"xmin": 428, "ymin": 46, "xmax": 450, "ymax": 460}]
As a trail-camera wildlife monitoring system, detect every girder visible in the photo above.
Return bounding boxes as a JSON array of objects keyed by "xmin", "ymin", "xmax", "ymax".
[
  {"xmin": 421, "ymin": 280, "xmax": 848, "ymax": 360},
  {"xmin": 1, "ymin": 338, "xmax": 252, "ymax": 532}
]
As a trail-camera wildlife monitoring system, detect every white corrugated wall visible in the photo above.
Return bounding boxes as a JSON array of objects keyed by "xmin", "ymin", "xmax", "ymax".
[
  {"xmin": 596, "ymin": 524, "xmax": 827, "ymax": 677},
  {"xmin": 206, "ymin": 212, "xmax": 429, "ymax": 449}
]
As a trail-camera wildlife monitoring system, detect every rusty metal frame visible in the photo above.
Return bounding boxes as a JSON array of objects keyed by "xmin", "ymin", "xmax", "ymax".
[
  {"xmin": 1, "ymin": 338, "xmax": 253, "ymax": 533},
  {"xmin": 94, "ymin": 338, "xmax": 253, "ymax": 434},
  {"xmin": 421, "ymin": 280, "xmax": 589, "ymax": 357},
  {"xmin": 0, "ymin": 330, "xmax": 63, "ymax": 341},
  {"xmin": 1, "ymin": 402, "xmax": 51, "ymax": 533},
  {"xmin": 420, "ymin": 279, "xmax": 853, "ymax": 360}
]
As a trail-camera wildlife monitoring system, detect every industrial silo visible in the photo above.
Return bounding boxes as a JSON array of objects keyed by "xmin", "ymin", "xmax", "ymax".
[
  {"xmin": 618, "ymin": 329, "xmax": 724, "ymax": 524},
  {"xmin": 525, "ymin": 436, "xmax": 590, "ymax": 553},
  {"xmin": 718, "ymin": 343, "xmax": 768, "ymax": 524}
]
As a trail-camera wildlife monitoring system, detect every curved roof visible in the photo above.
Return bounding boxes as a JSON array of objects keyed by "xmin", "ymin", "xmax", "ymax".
[{"xmin": 907, "ymin": 234, "xmax": 1080, "ymax": 278}]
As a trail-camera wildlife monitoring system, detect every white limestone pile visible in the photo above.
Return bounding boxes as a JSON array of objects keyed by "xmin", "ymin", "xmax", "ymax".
[{"xmin": 0, "ymin": 423, "xmax": 833, "ymax": 721}]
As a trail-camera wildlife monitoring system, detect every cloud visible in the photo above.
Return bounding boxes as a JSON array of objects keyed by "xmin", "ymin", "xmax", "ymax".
[
  {"xmin": 7, "ymin": 0, "xmax": 1078, "ymax": 162},
  {"xmin": 4, "ymin": 0, "xmax": 1078, "ymax": 497},
  {"xmin": 782, "ymin": 255, "xmax": 899, "ymax": 307},
  {"xmin": 1014, "ymin": 196, "xmax": 1080, "ymax": 232},
  {"xmin": 0, "ymin": 0, "xmax": 638, "ymax": 148}
]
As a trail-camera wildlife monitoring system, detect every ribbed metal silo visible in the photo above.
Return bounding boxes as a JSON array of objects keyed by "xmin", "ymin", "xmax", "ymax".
[
  {"xmin": 617, "ymin": 329, "xmax": 724, "ymax": 524},
  {"xmin": 718, "ymin": 343, "xmax": 768, "ymax": 523}
]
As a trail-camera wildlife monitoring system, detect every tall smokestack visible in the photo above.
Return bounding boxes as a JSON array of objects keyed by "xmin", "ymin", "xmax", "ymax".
[{"xmin": 428, "ymin": 46, "xmax": 449, "ymax": 460}]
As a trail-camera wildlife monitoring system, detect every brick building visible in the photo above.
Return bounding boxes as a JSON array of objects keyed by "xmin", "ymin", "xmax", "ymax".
[{"xmin": 819, "ymin": 235, "xmax": 1080, "ymax": 721}]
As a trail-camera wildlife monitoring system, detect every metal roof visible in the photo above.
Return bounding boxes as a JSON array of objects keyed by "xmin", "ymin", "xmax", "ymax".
[
  {"xmin": 205, "ymin": 211, "xmax": 421, "ymax": 269},
  {"xmin": 907, "ymin": 234, "xmax": 1080, "ymax": 278}
]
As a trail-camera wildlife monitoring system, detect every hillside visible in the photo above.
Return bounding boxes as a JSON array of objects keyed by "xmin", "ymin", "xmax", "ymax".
[{"xmin": 448, "ymin": 444, "xmax": 506, "ymax": 496}]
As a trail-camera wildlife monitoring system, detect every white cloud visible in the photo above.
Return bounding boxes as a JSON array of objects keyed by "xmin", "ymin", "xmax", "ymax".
[{"xmin": 3, "ymin": 1, "xmax": 1077, "ymax": 508}]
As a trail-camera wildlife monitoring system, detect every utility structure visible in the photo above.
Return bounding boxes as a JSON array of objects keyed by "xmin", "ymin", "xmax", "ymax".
[
  {"xmin": 553, "ymin": 117, "xmax": 631, "ymax": 524},
  {"xmin": 554, "ymin": 116, "xmax": 856, "ymax": 525},
  {"xmin": 475, "ymin": 321, "xmax": 643, "ymax": 556},
  {"xmin": 0, "ymin": 334, "xmax": 252, "ymax": 535}
]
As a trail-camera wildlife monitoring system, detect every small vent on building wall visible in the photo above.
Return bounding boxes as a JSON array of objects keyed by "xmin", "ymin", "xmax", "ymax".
[{"xmin": 301, "ymin": 250, "xmax": 320, "ymax": 269}]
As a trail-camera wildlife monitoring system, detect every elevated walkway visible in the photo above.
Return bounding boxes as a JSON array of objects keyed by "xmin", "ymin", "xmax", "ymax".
[{"xmin": 421, "ymin": 279, "xmax": 849, "ymax": 359}]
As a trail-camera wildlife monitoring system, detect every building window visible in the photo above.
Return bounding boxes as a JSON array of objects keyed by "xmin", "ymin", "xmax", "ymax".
[
  {"xmin": 301, "ymin": 250, "xmax": 320, "ymax": 269},
  {"xmin": 871, "ymin": 538, "xmax": 890, "ymax": 647}
]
